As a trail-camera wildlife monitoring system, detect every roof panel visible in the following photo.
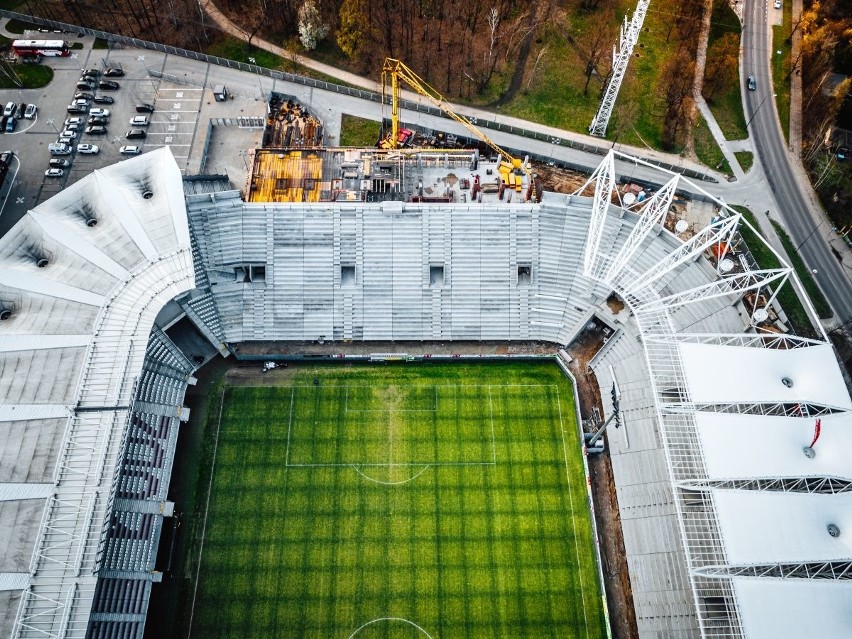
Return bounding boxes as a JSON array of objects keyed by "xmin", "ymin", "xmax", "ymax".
[
  {"xmin": 679, "ymin": 342, "xmax": 852, "ymax": 409},
  {"xmin": 715, "ymin": 490, "xmax": 852, "ymax": 564},
  {"xmin": 695, "ymin": 411, "xmax": 852, "ymax": 480},
  {"xmin": 734, "ymin": 577, "xmax": 852, "ymax": 639}
]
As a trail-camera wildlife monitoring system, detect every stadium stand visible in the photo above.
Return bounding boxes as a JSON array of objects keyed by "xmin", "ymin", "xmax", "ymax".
[{"xmin": 0, "ymin": 147, "xmax": 850, "ymax": 639}]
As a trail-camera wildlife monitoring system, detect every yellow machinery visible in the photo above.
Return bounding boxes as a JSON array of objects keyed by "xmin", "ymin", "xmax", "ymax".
[{"xmin": 381, "ymin": 58, "xmax": 533, "ymax": 196}]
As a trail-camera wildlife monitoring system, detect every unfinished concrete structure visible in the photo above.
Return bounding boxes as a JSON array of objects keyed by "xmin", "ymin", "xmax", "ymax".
[{"xmin": 1, "ymin": 147, "xmax": 850, "ymax": 639}]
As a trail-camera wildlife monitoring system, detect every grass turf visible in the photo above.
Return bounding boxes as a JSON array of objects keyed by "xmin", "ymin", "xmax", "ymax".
[{"xmin": 189, "ymin": 362, "xmax": 606, "ymax": 639}]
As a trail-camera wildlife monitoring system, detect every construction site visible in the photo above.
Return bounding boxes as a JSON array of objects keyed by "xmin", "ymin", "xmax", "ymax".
[{"xmin": 246, "ymin": 59, "xmax": 540, "ymax": 204}]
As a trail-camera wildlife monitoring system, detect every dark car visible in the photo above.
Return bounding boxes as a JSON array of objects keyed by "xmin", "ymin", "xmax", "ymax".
[
  {"xmin": 66, "ymin": 106, "xmax": 87, "ymax": 115},
  {"xmin": 87, "ymin": 116, "xmax": 108, "ymax": 126},
  {"xmin": 135, "ymin": 103, "xmax": 155, "ymax": 113},
  {"xmin": 76, "ymin": 81, "xmax": 95, "ymax": 91},
  {"xmin": 14, "ymin": 103, "xmax": 26, "ymax": 119},
  {"xmin": 82, "ymin": 68, "xmax": 100, "ymax": 78},
  {"xmin": 74, "ymin": 92, "xmax": 94, "ymax": 101},
  {"xmin": 92, "ymin": 95, "xmax": 114, "ymax": 105},
  {"xmin": 0, "ymin": 151, "xmax": 13, "ymax": 165},
  {"xmin": 747, "ymin": 76, "xmax": 756, "ymax": 91},
  {"xmin": 5, "ymin": 118, "xmax": 16, "ymax": 133},
  {"xmin": 103, "ymin": 68, "xmax": 125, "ymax": 77},
  {"xmin": 0, "ymin": 115, "xmax": 7, "ymax": 132},
  {"xmin": 125, "ymin": 129, "xmax": 146, "ymax": 139},
  {"xmin": 85, "ymin": 125, "xmax": 107, "ymax": 135},
  {"xmin": 98, "ymin": 80, "xmax": 120, "ymax": 91}
]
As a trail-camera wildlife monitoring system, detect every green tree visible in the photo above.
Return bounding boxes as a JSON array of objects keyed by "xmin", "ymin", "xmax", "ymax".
[
  {"xmin": 337, "ymin": 0, "xmax": 367, "ymax": 59},
  {"xmin": 703, "ymin": 32, "xmax": 739, "ymax": 102}
]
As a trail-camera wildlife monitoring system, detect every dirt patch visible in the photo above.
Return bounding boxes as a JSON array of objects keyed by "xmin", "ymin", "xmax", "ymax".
[{"xmin": 566, "ymin": 337, "xmax": 639, "ymax": 639}]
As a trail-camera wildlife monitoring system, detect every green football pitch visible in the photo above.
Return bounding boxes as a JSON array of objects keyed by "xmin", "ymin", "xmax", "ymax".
[{"xmin": 189, "ymin": 362, "xmax": 607, "ymax": 638}]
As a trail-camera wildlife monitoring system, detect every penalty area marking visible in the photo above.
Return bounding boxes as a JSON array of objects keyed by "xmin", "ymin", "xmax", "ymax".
[
  {"xmin": 348, "ymin": 617, "xmax": 434, "ymax": 639},
  {"xmin": 350, "ymin": 464, "xmax": 432, "ymax": 486}
]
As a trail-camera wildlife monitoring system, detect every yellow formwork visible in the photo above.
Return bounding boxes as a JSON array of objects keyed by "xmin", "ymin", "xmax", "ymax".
[{"xmin": 248, "ymin": 150, "xmax": 324, "ymax": 203}]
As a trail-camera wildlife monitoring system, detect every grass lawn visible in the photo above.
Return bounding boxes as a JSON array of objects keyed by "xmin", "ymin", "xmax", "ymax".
[
  {"xmin": 695, "ymin": 114, "xmax": 731, "ymax": 174},
  {"xmin": 704, "ymin": 0, "xmax": 748, "ymax": 141},
  {"xmin": 734, "ymin": 151, "xmax": 754, "ymax": 172},
  {"xmin": 770, "ymin": 220, "xmax": 833, "ymax": 319},
  {"xmin": 4, "ymin": 18, "xmax": 38, "ymax": 34},
  {"xmin": 490, "ymin": 0, "xmax": 685, "ymax": 149},
  {"xmin": 734, "ymin": 206, "xmax": 819, "ymax": 335},
  {"xmin": 0, "ymin": 64, "xmax": 53, "ymax": 89},
  {"xmin": 340, "ymin": 114, "xmax": 380, "ymax": 147},
  {"xmin": 771, "ymin": 4, "xmax": 792, "ymax": 142},
  {"xmin": 187, "ymin": 362, "xmax": 606, "ymax": 639}
]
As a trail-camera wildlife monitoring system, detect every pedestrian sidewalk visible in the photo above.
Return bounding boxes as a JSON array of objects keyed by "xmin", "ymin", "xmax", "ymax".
[{"xmin": 695, "ymin": 97, "xmax": 747, "ymax": 181}]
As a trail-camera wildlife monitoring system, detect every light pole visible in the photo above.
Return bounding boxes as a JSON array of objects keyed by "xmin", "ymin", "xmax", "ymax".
[{"xmin": 45, "ymin": 118, "xmax": 59, "ymax": 136}]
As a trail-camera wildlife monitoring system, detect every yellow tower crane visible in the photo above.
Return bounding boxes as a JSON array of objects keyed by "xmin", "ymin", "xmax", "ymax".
[{"xmin": 381, "ymin": 58, "xmax": 535, "ymax": 197}]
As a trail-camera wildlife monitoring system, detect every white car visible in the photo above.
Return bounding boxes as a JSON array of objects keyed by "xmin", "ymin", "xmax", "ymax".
[
  {"xmin": 89, "ymin": 108, "xmax": 110, "ymax": 117},
  {"xmin": 24, "ymin": 104, "xmax": 37, "ymax": 119},
  {"xmin": 774, "ymin": 0, "xmax": 782, "ymax": 7},
  {"xmin": 45, "ymin": 168, "xmax": 64, "ymax": 177},
  {"xmin": 119, "ymin": 145, "xmax": 141, "ymax": 155},
  {"xmin": 77, "ymin": 143, "xmax": 99, "ymax": 154},
  {"xmin": 128, "ymin": 116, "xmax": 149, "ymax": 126},
  {"xmin": 3, "ymin": 102, "xmax": 14, "ymax": 117},
  {"xmin": 64, "ymin": 117, "xmax": 83, "ymax": 127}
]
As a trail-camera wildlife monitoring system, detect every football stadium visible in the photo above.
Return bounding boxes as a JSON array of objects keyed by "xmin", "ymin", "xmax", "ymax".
[{"xmin": 1, "ymin": 146, "xmax": 851, "ymax": 639}]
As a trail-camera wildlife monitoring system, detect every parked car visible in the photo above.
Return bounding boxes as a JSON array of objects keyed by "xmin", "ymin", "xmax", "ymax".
[
  {"xmin": 0, "ymin": 115, "xmax": 7, "ymax": 132},
  {"xmin": 77, "ymin": 143, "xmax": 99, "ymax": 154},
  {"xmin": 71, "ymin": 99, "xmax": 90, "ymax": 108},
  {"xmin": 92, "ymin": 95, "xmax": 114, "ymax": 105},
  {"xmin": 119, "ymin": 145, "xmax": 141, "ymax": 155},
  {"xmin": 74, "ymin": 92, "xmax": 94, "ymax": 101},
  {"xmin": 44, "ymin": 168, "xmax": 64, "ymax": 177},
  {"xmin": 65, "ymin": 117, "xmax": 83, "ymax": 127},
  {"xmin": 63, "ymin": 121, "xmax": 80, "ymax": 132},
  {"xmin": 76, "ymin": 80, "xmax": 95, "ymax": 91},
  {"xmin": 125, "ymin": 129, "xmax": 146, "ymax": 139},
  {"xmin": 87, "ymin": 116, "xmax": 108, "ymax": 126},
  {"xmin": 58, "ymin": 129, "xmax": 75, "ymax": 142},
  {"xmin": 98, "ymin": 80, "xmax": 120, "ymax": 91},
  {"xmin": 82, "ymin": 68, "xmax": 100, "ymax": 78},
  {"xmin": 129, "ymin": 116, "xmax": 149, "ymax": 127},
  {"xmin": 5, "ymin": 118, "xmax": 16, "ymax": 133},
  {"xmin": 3, "ymin": 102, "xmax": 14, "ymax": 117},
  {"xmin": 747, "ymin": 76, "xmax": 756, "ymax": 91},
  {"xmin": 89, "ymin": 108, "xmax": 110, "ymax": 117},
  {"xmin": 103, "ymin": 68, "xmax": 125, "ymax": 77},
  {"xmin": 49, "ymin": 158, "xmax": 70, "ymax": 168},
  {"xmin": 48, "ymin": 142, "xmax": 72, "ymax": 155},
  {"xmin": 14, "ymin": 103, "xmax": 26, "ymax": 119},
  {"xmin": 0, "ymin": 151, "xmax": 13, "ymax": 165},
  {"xmin": 774, "ymin": 0, "xmax": 782, "ymax": 7},
  {"xmin": 24, "ymin": 104, "xmax": 37, "ymax": 119},
  {"xmin": 85, "ymin": 125, "xmax": 107, "ymax": 135},
  {"xmin": 135, "ymin": 103, "xmax": 155, "ymax": 113},
  {"xmin": 66, "ymin": 105, "xmax": 87, "ymax": 115}
]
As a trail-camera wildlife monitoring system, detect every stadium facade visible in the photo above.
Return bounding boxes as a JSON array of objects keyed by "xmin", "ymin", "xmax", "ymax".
[{"xmin": 0, "ymin": 147, "xmax": 850, "ymax": 638}]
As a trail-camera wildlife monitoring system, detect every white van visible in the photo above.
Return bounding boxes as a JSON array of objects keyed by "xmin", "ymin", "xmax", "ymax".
[
  {"xmin": 48, "ymin": 142, "xmax": 72, "ymax": 156},
  {"xmin": 128, "ymin": 115, "xmax": 149, "ymax": 127}
]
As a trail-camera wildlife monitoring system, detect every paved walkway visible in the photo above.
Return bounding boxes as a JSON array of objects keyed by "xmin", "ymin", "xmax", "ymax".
[{"xmin": 696, "ymin": 97, "xmax": 747, "ymax": 181}]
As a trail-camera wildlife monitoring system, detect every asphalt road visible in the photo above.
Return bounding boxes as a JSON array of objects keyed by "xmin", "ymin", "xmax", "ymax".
[{"xmin": 743, "ymin": 0, "xmax": 852, "ymax": 328}]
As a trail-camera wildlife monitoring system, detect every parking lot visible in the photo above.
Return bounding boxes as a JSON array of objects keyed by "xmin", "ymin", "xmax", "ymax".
[{"xmin": 0, "ymin": 32, "xmax": 267, "ymax": 235}]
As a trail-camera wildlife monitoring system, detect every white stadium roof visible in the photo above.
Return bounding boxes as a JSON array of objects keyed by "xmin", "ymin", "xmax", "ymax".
[
  {"xmin": 679, "ymin": 341, "xmax": 852, "ymax": 409},
  {"xmin": 734, "ymin": 578, "xmax": 852, "ymax": 639},
  {"xmin": 695, "ymin": 412, "xmax": 852, "ymax": 480}
]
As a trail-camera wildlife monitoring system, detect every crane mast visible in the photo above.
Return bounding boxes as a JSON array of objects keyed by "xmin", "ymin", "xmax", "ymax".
[{"xmin": 381, "ymin": 58, "xmax": 535, "ymax": 197}]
